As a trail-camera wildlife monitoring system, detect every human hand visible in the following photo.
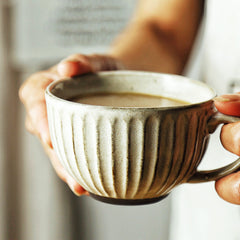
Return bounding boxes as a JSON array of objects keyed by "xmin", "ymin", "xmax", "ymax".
[
  {"xmin": 214, "ymin": 93, "xmax": 240, "ymax": 204},
  {"xmin": 19, "ymin": 54, "xmax": 124, "ymax": 196}
]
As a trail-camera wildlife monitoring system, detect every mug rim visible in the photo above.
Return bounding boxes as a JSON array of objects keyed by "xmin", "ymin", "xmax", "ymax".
[{"xmin": 45, "ymin": 70, "xmax": 216, "ymax": 111}]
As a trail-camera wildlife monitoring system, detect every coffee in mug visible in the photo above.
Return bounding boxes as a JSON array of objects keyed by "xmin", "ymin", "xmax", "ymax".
[{"xmin": 70, "ymin": 92, "xmax": 189, "ymax": 108}]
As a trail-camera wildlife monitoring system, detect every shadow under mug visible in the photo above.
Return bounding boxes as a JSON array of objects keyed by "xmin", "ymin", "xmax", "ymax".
[{"xmin": 45, "ymin": 71, "xmax": 240, "ymax": 205}]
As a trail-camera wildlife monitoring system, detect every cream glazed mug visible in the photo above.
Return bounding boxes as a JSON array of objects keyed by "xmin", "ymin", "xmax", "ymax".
[{"xmin": 45, "ymin": 71, "xmax": 240, "ymax": 205}]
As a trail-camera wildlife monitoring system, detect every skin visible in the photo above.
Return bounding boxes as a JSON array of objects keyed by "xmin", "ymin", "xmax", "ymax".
[
  {"xmin": 19, "ymin": 0, "xmax": 240, "ymax": 204},
  {"xmin": 214, "ymin": 94, "xmax": 240, "ymax": 204}
]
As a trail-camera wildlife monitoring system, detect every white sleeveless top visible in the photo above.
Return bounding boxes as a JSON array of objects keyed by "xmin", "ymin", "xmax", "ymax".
[
  {"xmin": 203, "ymin": 0, "xmax": 240, "ymax": 94},
  {"xmin": 170, "ymin": 1, "xmax": 240, "ymax": 239}
]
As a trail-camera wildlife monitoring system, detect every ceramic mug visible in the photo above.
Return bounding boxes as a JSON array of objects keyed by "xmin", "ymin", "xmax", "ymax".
[{"xmin": 45, "ymin": 71, "xmax": 240, "ymax": 205}]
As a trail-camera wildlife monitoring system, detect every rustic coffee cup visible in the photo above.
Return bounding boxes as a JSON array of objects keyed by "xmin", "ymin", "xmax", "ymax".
[{"xmin": 45, "ymin": 71, "xmax": 240, "ymax": 205}]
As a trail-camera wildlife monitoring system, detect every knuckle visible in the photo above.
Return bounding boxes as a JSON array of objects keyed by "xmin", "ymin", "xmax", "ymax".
[
  {"xmin": 24, "ymin": 117, "xmax": 34, "ymax": 134},
  {"xmin": 19, "ymin": 74, "xmax": 52, "ymax": 107},
  {"xmin": 25, "ymin": 117, "xmax": 41, "ymax": 139},
  {"xmin": 19, "ymin": 72, "xmax": 42, "ymax": 102},
  {"xmin": 19, "ymin": 82, "xmax": 30, "ymax": 102}
]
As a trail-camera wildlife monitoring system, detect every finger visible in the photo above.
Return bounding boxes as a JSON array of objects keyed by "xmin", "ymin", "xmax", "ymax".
[
  {"xmin": 19, "ymin": 67, "xmax": 89, "ymax": 197},
  {"xmin": 25, "ymin": 115, "xmax": 35, "ymax": 135},
  {"xmin": 88, "ymin": 54, "xmax": 125, "ymax": 71},
  {"xmin": 57, "ymin": 54, "xmax": 124, "ymax": 77},
  {"xmin": 28, "ymin": 100, "xmax": 51, "ymax": 145},
  {"xmin": 19, "ymin": 72, "xmax": 59, "ymax": 146},
  {"xmin": 66, "ymin": 176, "xmax": 88, "ymax": 196},
  {"xmin": 214, "ymin": 93, "xmax": 240, "ymax": 116},
  {"xmin": 214, "ymin": 93, "xmax": 240, "ymax": 155},
  {"xmin": 214, "ymin": 94, "xmax": 240, "ymax": 204},
  {"xmin": 42, "ymin": 141, "xmax": 88, "ymax": 196},
  {"xmin": 220, "ymin": 121, "xmax": 240, "ymax": 155},
  {"xmin": 57, "ymin": 55, "xmax": 93, "ymax": 77},
  {"xmin": 215, "ymin": 171, "xmax": 240, "ymax": 204}
]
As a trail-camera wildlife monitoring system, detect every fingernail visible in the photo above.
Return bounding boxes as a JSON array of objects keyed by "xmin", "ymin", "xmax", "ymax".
[
  {"xmin": 74, "ymin": 184, "xmax": 87, "ymax": 196},
  {"xmin": 72, "ymin": 183, "xmax": 87, "ymax": 196},
  {"xmin": 67, "ymin": 178, "xmax": 83, "ymax": 196},
  {"xmin": 214, "ymin": 96, "xmax": 231, "ymax": 102}
]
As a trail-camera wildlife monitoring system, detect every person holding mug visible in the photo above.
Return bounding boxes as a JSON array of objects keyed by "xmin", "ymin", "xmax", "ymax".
[{"xmin": 19, "ymin": 0, "xmax": 240, "ymax": 206}]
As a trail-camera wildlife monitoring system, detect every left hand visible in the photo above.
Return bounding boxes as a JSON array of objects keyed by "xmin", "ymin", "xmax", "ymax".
[
  {"xmin": 19, "ymin": 54, "xmax": 124, "ymax": 196},
  {"xmin": 214, "ymin": 93, "xmax": 240, "ymax": 204}
]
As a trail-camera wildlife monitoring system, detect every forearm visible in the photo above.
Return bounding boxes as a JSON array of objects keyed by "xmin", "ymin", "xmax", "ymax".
[
  {"xmin": 109, "ymin": 0, "xmax": 204, "ymax": 75},
  {"xmin": 109, "ymin": 21, "xmax": 184, "ymax": 74}
]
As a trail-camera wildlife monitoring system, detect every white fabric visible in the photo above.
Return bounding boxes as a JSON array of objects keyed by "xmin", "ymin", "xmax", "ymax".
[
  {"xmin": 203, "ymin": 0, "xmax": 240, "ymax": 94},
  {"xmin": 170, "ymin": 1, "xmax": 240, "ymax": 239}
]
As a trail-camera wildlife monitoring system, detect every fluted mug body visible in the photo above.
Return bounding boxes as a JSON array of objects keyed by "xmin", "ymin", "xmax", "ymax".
[{"xmin": 45, "ymin": 71, "xmax": 240, "ymax": 205}]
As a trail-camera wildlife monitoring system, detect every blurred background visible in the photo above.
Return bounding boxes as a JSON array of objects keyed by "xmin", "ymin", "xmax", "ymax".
[
  {"xmin": 1, "ymin": 1, "xmax": 240, "ymax": 240},
  {"xmin": 0, "ymin": 0, "xmax": 171, "ymax": 239}
]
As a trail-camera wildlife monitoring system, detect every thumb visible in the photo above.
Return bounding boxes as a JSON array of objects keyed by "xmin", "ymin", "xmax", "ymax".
[
  {"xmin": 57, "ymin": 54, "xmax": 124, "ymax": 77},
  {"xmin": 215, "ymin": 171, "xmax": 240, "ymax": 205},
  {"xmin": 57, "ymin": 54, "xmax": 93, "ymax": 77}
]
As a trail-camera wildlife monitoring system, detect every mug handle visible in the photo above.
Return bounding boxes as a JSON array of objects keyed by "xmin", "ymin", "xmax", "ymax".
[{"xmin": 188, "ymin": 112, "xmax": 240, "ymax": 183}]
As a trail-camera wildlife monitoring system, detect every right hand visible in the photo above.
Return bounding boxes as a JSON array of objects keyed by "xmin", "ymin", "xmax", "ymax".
[
  {"xmin": 214, "ymin": 94, "xmax": 240, "ymax": 204},
  {"xmin": 19, "ymin": 54, "xmax": 124, "ymax": 196}
]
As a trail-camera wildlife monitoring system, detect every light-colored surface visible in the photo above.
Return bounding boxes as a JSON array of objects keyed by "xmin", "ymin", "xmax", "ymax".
[
  {"xmin": 18, "ymin": 110, "xmax": 75, "ymax": 240},
  {"xmin": 13, "ymin": 0, "xmax": 136, "ymax": 66},
  {"xmin": 170, "ymin": 1, "xmax": 240, "ymax": 239},
  {"xmin": 79, "ymin": 195, "xmax": 171, "ymax": 240},
  {"xmin": 170, "ymin": 127, "xmax": 240, "ymax": 240}
]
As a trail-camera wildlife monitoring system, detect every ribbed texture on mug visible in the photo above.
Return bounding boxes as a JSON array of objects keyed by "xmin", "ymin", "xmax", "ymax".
[{"xmin": 48, "ymin": 105, "xmax": 208, "ymax": 199}]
